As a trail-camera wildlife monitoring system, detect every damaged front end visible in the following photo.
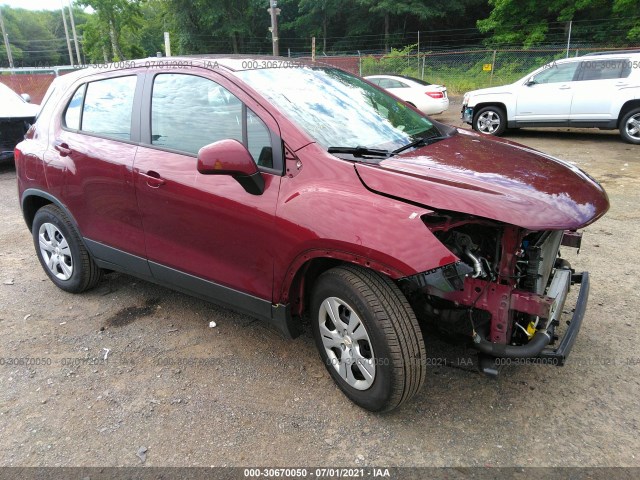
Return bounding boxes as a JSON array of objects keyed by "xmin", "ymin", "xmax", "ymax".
[{"xmin": 401, "ymin": 212, "xmax": 589, "ymax": 376}]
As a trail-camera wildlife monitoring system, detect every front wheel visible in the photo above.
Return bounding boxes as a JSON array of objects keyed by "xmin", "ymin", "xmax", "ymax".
[
  {"xmin": 310, "ymin": 265, "xmax": 426, "ymax": 412},
  {"xmin": 473, "ymin": 106, "xmax": 507, "ymax": 136},
  {"xmin": 620, "ymin": 108, "xmax": 640, "ymax": 144},
  {"xmin": 32, "ymin": 205, "xmax": 102, "ymax": 293}
]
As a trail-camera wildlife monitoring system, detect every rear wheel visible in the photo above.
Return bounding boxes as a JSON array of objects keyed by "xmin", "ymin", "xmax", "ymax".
[
  {"xmin": 620, "ymin": 108, "xmax": 640, "ymax": 144},
  {"xmin": 473, "ymin": 106, "xmax": 507, "ymax": 136},
  {"xmin": 310, "ymin": 265, "xmax": 426, "ymax": 412},
  {"xmin": 32, "ymin": 205, "xmax": 102, "ymax": 293}
]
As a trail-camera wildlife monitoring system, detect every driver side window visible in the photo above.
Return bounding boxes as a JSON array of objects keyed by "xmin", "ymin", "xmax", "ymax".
[{"xmin": 533, "ymin": 62, "xmax": 579, "ymax": 84}]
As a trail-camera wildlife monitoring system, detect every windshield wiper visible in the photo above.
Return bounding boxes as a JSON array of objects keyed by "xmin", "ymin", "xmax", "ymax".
[
  {"xmin": 327, "ymin": 146, "xmax": 392, "ymax": 158},
  {"xmin": 392, "ymin": 134, "xmax": 449, "ymax": 155}
]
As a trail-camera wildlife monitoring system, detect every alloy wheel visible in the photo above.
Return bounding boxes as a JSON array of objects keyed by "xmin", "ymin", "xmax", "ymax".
[
  {"xmin": 477, "ymin": 111, "xmax": 501, "ymax": 134},
  {"xmin": 318, "ymin": 296, "xmax": 376, "ymax": 390},
  {"xmin": 38, "ymin": 222, "xmax": 73, "ymax": 281},
  {"xmin": 625, "ymin": 113, "xmax": 640, "ymax": 140}
]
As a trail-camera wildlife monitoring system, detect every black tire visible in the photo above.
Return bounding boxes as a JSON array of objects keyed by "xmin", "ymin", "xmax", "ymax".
[
  {"xmin": 619, "ymin": 108, "xmax": 640, "ymax": 144},
  {"xmin": 32, "ymin": 205, "xmax": 102, "ymax": 293},
  {"xmin": 310, "ymin": 265, "xmax": 426, "ymax": 412},
  {"xmin": 473, "ymin": 105, "xmax": 507, "ymax": 136}
]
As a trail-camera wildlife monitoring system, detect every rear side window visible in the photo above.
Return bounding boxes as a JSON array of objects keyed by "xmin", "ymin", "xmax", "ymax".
[
  {"xmin": 578, "ymin": 60, "xmax": 631, "ymax": 81},
  {"xmin": 379, "ymin": 78, "xmax": 407, "ymax": 88},
  {"xmin": 82, "ymin": 76, "xmax": 136, "ymax": 140},
  {"xmin": 151, "ymin": 73, "xmax": 272, "ymax": 167},
  {"xmin": 63, "ymin": 76, "xmax": 137, "ymax": 141}
]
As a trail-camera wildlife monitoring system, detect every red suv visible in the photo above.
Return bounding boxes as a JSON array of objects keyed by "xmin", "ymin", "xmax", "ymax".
[{"xmin": 15, "ymin": 57, "xmax": 609, "ymax": 412}]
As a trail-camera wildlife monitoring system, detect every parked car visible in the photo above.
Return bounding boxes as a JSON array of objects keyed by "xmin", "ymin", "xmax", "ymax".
[
  {"xmin": 0, "ymin": 82, "xmax": 39, "ymax": 161},
  {"xmin": 15, "ymin": 56, "xmax": 609, "ymax": 412},
  {"xmin": 461, "ymin": 51, "xmax": 640, "ymax": 143},
  {"xmin": 365, "ymin": 74, "xmax": 449, "ymax": 115}
]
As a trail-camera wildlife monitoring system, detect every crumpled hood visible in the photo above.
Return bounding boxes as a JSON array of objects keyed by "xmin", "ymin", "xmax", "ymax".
[{"xmin": 355, "ymin": 130, "xmax": 609, "ymax": 230}]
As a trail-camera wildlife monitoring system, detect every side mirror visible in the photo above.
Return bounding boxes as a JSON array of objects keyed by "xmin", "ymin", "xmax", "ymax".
[
  {"xmin": 525, "ymin": 77, "xmax": 536, "ymax": 86},
  {"xmin": 21, "ymin": 93, "xmax": 32, "ymax": 103},
  {"xmin": 197, "ymin": 139, "xmax": 265, "ymax": 195}
]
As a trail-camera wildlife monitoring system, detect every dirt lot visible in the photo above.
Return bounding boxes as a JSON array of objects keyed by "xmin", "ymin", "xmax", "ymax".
[{"xmin": 1, "ymin": 103, "xmax": 639, "ymax": 469}]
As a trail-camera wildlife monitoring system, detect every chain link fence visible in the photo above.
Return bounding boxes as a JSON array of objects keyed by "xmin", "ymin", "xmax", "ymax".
[
  {"xmin": 305, "ymin": 46, "xmax": 636, "ymax": 94},
  {"xmin": 3, "ymin": 46, "xmax": 637, "ymax": 102}
]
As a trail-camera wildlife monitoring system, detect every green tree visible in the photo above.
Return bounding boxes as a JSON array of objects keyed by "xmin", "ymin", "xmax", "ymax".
[
  {"xmin": 478, "ymin": 0, "xmax": 638, "ymax": 47},
  {"xmin": 357, "ymin": 0, "xmax": 485, "ymax": 52},
  {"xmin": 0, "ymin": 7, "xmax": 74, "ymax": 67},
  {"xmin": 614, "ymin": 0, "xmax": 640, "ymax": 41},
  {"xmin": 166, "ymin": 0, "xmax": 271, "ymax": 55},
  {"xmin": 79, "ymin": 0, "xmax": 143, "ymax": 61},
  {"xmin": 289, "ymin": 0, "xmax": 341, "ymax": 52}
]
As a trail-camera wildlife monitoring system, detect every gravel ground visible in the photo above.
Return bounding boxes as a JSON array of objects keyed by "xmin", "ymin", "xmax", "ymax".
[{"xmin": 0, "ymin": 103, "xmax": 638, "ymax": 468}]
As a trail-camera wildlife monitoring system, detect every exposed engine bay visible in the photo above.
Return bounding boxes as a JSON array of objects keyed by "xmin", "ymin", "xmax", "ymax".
[{"xmin": 401, "ymin": 212, "xmax": 587, "ymax": 375}]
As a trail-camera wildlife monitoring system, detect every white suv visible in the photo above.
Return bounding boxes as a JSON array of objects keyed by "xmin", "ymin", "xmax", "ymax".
[{"xmin": 461, "ymin": 51, "xmax": 640, "ymax": 143}]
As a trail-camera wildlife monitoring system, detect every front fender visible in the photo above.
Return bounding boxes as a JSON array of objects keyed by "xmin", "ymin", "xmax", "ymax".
[
  {"xmin": 467, "ymin": 92, "xmax": 515, "ymax": 119},
  {"xmin": 272, "ymin": 146, "xmax": 458, "ymax": 304}
]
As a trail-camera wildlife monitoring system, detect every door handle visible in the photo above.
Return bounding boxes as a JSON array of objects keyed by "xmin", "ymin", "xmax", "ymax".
[
  {"xmin": 54, "ymin": 140, "xmax": 71, "ymax": 157},
  {"xmin": 615, "ymin": 82, "xmax": 628, "ymax": 87},
  {"xmin": 558, "ymin": 85, "xmax": 571, "ymax": 90},
  {"xmin": 140, "ymin": 170, "xmax": 166, "ymax": 188}
]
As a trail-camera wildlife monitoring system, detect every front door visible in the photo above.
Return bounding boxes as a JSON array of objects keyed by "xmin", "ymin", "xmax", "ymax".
[
  {"xmin": 515, "ymin": 61, "xmax": 579, "ymax": 122},
  {"xmin": 133, "ymin": 72, "xmax": 281, "ymax": 303}
]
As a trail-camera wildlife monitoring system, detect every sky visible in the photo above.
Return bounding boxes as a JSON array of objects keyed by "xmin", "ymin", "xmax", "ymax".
[{"xmin": 0, "ymin": 1, "xmax": 92, "ymax": 12}]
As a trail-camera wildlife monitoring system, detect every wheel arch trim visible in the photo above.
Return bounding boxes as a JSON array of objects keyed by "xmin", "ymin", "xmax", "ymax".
[
  {"xmin": 21, "ymin": 189, "xmax": 81, "ymax": 233},
  {"xmin": 617, "ymin": 100, "xmax": 640, "ymax": 129},
  {"xmin": 278, "ymin": 249, "xmax": 406, "ymax": 318},
  {"xmin": 473, "ymin": 102, "xmax": 509, "ymax": 119}
]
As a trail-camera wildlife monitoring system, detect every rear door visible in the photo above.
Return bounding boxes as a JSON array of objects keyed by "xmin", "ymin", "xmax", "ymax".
[
  {"xmin": 133, "ymin": 71, "xmax": 282, "ymax": 303},
  {"xmin": 570, "ymin": 58, "xmax": 633, "ymax": 123},
  {"xmin": 55, "ymin": 73, "xmax": 147, "ymax": 261}
]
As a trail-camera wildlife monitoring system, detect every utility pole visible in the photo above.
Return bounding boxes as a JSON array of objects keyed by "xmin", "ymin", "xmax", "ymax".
[
  {"xmin": 164, "ymin": 32, "xmax": 171, "ymax": 57},
  {"xmin": 67, "ymin": 0, "xmax": 82, "ymax": 64},
  {"xmin": 0, "ymin": 8, "xmax": 14, "ymax": 68},
  {"xmin": 566, "ymin": 20, "xmax": 572, "ymax": 59},
  {"xmin": 60, "ymin": 1, "xmax": 74, "ymax": 66},
  {"xmin": 268, "ymin": 0, "xmax": 280, "ymax": 56}
]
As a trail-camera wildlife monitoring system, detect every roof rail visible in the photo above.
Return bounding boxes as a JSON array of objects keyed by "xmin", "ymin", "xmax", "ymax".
[{"xmin": 582, "ymin": 49, "xmax": 640, "ymax": 56}]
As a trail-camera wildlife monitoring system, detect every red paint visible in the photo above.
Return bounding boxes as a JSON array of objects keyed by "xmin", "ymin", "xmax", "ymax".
[
  {"xmin": 197, "ymin": 139, "xmax": 259, "ymax": 176},
  {"xmin": 356, "ymin": 129, "xmax": 609, "ymax": 231},
  {"xmin": 15, "ymin": 57, "xmax": 610, "ymax": 335}
]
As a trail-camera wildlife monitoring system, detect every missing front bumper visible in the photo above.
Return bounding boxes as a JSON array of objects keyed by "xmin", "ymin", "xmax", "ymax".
[
  {"xmin": 461, "ymin": 106, "xmax": 473, "ymax": 124},
  {"xmin": 537, "ymin": 272, "xmax": 589, "ymax": 365},
  {"xmin": 477, "ymin": 271, "xmax": 589, "ymax": 376}
]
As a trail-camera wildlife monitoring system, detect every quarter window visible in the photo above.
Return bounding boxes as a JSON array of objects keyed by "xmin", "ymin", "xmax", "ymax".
[{"xmin": 247, "ymin": 109, "xmax": 273, "ymax": 168}]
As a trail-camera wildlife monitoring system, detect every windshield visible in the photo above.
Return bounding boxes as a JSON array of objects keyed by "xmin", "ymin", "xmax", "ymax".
[{"xmin": 236, "ymin": 67, "xmax": 439, "ymax": 153}]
